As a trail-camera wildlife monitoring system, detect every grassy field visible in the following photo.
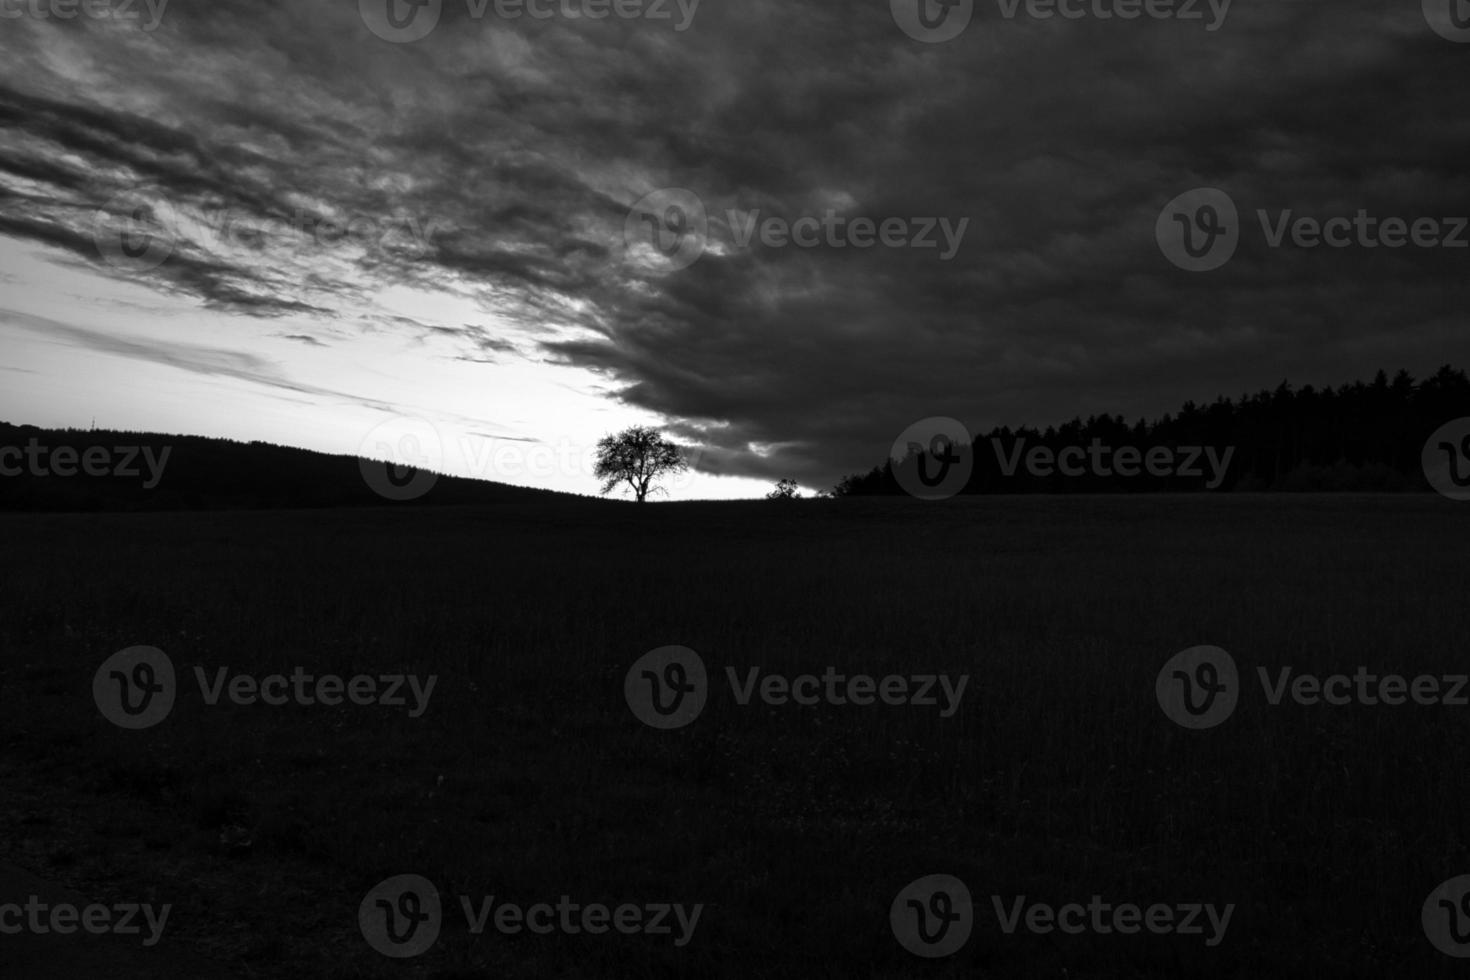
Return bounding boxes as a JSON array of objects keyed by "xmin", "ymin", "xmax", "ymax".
[{"xmin": 2, "ymin": 494, "xmax": 1468, "ymax": 978}]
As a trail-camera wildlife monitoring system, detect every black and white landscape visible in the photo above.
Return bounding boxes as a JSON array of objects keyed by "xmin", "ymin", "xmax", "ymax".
[{"xmin": 2, "ymin": 1, "xmax": 1470, "ymax": 977}]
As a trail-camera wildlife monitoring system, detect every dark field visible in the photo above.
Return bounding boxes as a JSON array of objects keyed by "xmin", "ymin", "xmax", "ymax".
[{"xmin": 2, "ymin": 494, "xmax": 1468, "ymax": 977}]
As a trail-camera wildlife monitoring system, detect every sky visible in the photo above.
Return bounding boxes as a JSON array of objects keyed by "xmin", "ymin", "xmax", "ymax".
[{"xmin": 1, "ymin": 0, "xmax": 1468, "ymax": 499}]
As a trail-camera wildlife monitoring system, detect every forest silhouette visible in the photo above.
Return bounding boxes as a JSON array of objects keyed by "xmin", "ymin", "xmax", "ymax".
[{"xmin": 832, "ymin": 365, "xmax": 1470, "ymax": 496}]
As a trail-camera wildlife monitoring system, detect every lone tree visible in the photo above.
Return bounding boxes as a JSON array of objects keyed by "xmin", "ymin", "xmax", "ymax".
[
  {"xmin": 766, "ymin": 478, "xmax": 800, "ymax": 500},
  {"xmin": 594, "ymin": 426, "xmax": 689, "ymax": 503}
]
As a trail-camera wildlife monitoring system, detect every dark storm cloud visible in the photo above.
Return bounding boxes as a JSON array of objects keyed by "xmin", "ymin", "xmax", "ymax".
[{"xmin": 1, "ymin": 0, "xmax": 1467, "ymax": 488}]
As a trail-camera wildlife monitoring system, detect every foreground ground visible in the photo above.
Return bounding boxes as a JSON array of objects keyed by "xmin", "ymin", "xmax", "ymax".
[{"xmin": 1, "ymin": 494, "xmax": 1467, "ymax": 977}]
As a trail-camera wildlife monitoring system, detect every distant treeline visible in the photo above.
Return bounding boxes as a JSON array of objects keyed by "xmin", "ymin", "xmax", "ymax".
[
  {"xmin": 833, "ymin": 365, "xmax": 1470, "ymax": 496},
  {"xmin": 0, "ymin": 424, "xmax": 571, "ymax": 512}
]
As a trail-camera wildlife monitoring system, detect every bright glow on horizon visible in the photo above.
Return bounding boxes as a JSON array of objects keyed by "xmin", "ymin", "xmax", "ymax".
[{"xmin": 0, "ymin": 238, "xmax": 784, "ymax": 501}]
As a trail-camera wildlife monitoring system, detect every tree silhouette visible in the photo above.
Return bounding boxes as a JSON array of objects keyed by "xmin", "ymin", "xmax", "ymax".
[
  {"xmin": 766, "ymin": 478, "xmax": 799, "ymax": 500},
  {"xmin": 594, "ymin": 426, "xmax": 688, "ymax": 503}
]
